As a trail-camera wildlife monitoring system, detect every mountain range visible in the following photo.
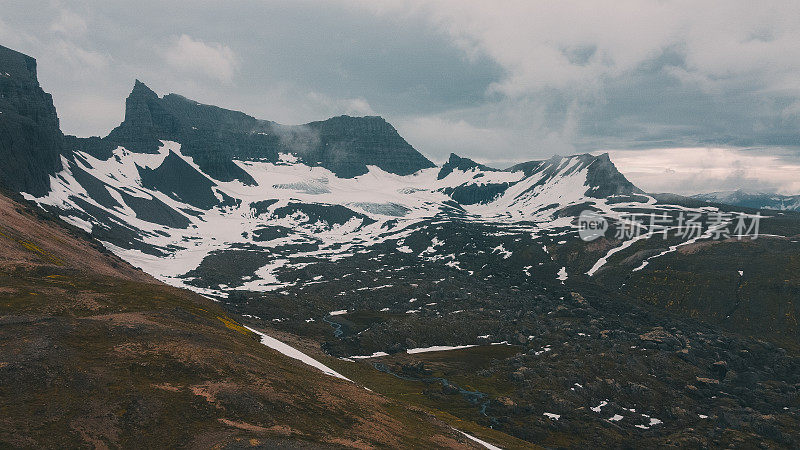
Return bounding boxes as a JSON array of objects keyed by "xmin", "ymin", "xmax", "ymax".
[
  {"xmin": 692, "ymin": 190, "xmax": 800, "ymax": 212},
  {"xmin": 2, "ymin": 44, "xmax": 799, "ymax": 448},
  {"xmin": 21, "ymin": 73, "xmax": 650, "ymax": 297}
]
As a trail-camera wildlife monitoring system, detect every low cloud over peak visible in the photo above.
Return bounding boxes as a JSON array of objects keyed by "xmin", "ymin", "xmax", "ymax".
[{"xmin": 163, "ymin": 34, "xmax": 238, "ymax": 84}]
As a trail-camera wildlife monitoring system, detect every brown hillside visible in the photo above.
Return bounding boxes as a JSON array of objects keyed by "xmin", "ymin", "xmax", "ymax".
[{"xmin": 0, "ymin": 191, "xmax": 477, "ymax": 448}]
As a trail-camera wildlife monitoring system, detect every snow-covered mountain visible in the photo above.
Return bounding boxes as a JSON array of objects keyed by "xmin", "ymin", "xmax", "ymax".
[
  {"xmin": 692, "ymin": 189, "xmax": 800, "ymax": 211},
  {"xmin": 20, "ymin": 82, "xmax": 663, "ymax": 295},
  {"xmin": 22, "ymin": 81, "xmax": 781, "ymax": 303}
]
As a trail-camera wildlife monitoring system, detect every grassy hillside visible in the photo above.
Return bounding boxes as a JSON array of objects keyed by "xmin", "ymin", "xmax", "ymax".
[{"xmin": 0, "ymin": 190, "xmax": 478, "ymax": 448}]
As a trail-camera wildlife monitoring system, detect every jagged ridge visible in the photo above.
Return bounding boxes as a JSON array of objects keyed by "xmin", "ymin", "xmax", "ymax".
[{"xmin": 71, "ymin": 81, "xmax": 435, "ymax": 181}]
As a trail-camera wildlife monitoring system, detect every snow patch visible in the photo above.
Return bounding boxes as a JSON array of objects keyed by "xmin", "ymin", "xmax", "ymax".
[{"xmin": 244, "ymin": 326, "xmax": 350, "ymax": 381}]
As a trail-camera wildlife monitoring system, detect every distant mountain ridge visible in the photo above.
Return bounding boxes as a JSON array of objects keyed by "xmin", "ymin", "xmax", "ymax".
[{"xmin": 692, "ymin": 189, "xmax": 800, "ymax": 211}]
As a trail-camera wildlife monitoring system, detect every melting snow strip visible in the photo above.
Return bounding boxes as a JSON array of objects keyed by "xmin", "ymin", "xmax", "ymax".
[
  {"xmin": 455, "ymin": 430, "xmax": 503, "ymax": 450},
  {"xmin": 350, "ymin": 351, "xmax": 390, "ymax": 359},
  {"xmin": 632, "ymin": 220, "xmax": 733, "ymax": 272},
  {"xmin": 347, "ymin": 343, "xmax": 486, "ymax": 358},
  {"xmin": 244, "ymin": 326, "xmax": 351, "ymax": 381},
  {"xmin": 406, "ymin": 345, "xmax": 478, "ymax": 354}
]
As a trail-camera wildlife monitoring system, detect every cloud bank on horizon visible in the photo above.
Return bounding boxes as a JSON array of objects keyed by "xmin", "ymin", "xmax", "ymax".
[{"xmin": 1, "ymin": 0, "xmax": 799, "ymax": 194}]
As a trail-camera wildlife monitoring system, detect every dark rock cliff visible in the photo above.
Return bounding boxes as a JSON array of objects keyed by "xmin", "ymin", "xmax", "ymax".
[
  {"xmin": 0, "ymin": 45, "xmax": 63, "ymax": 196},
  {"xmin": 585, "ymin": 153, "xmax": 644, "ymax": 197},
  {"xmin": 302, "ymin": 115, "xmax": 435, "ymax": 177}
]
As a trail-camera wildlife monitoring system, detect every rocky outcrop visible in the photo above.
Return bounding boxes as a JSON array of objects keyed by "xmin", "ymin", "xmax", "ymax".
[
  {"xmin": 102, "ymin": 80, "xmax": 166, "ymax": 155},
  {"xmin": 0, "ymin": 45, "xmax": 63, "ymax": 196},
  {"xmin": 137, "ymin": 151, "xmax": 219, "ymax": 209},
  {"xmin": 437, "ymin": 153, "xmax": 498, "ymax": 180},
  {"xmin": 437, "ymin": 154, "xmax": 513, "ymax": 204}
]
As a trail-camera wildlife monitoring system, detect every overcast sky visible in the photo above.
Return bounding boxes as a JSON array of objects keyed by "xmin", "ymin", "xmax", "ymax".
[{"xmin": 2, "ymin": 1, "xmax": 800, "ymax": 194}]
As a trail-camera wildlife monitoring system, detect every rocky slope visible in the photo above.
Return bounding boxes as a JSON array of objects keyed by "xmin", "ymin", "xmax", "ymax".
[{"xmin": 0, "ymin": 187, "xmax": 482, "ymax": 448}]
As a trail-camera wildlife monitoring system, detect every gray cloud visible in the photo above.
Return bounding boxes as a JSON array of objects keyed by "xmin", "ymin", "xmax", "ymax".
[
  {"xmin": 163, "ymin": 34, "xmax": 238, "ymax": 83},
  {"xmin": 371, "ymin": 2, "xmax": 800, "ymax": 160},
  {"xmin": 1, "ymin": 1, "xmax": 800, "ymax": 192},
  {"xmin": 603, "ymin": 147, "xmax": 800, "ymax": 195},
  {"xmin": 0, "ymin": 0, "xmax": 502, "ymax": 137}
]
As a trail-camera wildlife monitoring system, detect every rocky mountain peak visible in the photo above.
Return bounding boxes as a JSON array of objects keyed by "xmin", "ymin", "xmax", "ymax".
[
  {"xmin": 582, "ymin": 152, "xmax": 644, "ymax": 197},
  {"xmin": 129, "ymin": 79, "xmax": 158, "ymax": 100},
  {"xmin": 123, "ymin": 80, "xmax": 180, "ymax": 132},
  {"xmin": 100, "ymin": 80, "xmax": 179, "ymax": 154},
  {"xmin": 438, "ymin": 153, "xmax": 497, "ymax": 180},
  {"xmin": 123, "ymin": 80, "xmax": 157, "ymax": 128},
  {"xmin": 506, "ymin": 152, "xmax": 643, "ymax": 198}
]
